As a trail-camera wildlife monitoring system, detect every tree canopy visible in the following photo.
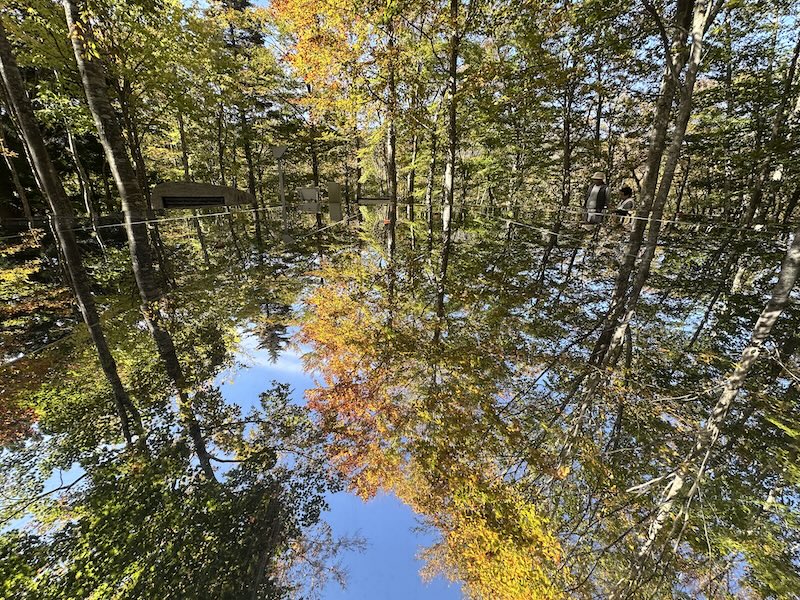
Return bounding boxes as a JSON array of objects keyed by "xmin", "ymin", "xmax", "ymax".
[{"xmin": 1, "ymin": 0, "xmax": 800, "ymax": 597}]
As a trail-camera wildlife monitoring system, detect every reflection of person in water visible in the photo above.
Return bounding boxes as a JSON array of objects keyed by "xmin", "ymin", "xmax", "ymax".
[{"xmin": 583, "ymin": 172, "xmax": 608, "ymax": 224}]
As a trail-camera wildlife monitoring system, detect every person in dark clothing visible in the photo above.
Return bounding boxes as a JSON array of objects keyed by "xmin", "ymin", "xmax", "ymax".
[
  {"xmin": 615, "ymin": 186, "xmax": 634, "ymax": 215},
  {"xmin": 584, "ymin": 171, "xmax": 608, "ymax": 224},
  {"xmin": 614, "ymin": 185, "xmax": 635, "ymax": 227}
]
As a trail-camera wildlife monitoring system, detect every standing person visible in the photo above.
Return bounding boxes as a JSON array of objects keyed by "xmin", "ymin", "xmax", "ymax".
[
  {"xmin": 614, "ymin": 185, "xmax": 635, "ymax": 226},
  {"xmin": 584, "ymin": 171, "xmax": 609, "ymax": 224}
]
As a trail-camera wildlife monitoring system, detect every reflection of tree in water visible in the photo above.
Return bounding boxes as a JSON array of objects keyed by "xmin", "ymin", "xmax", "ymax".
[
  {"xmin": 299, "ymin": 218, "xmax": 800, "ymax": 599},
  {"xmin": 2, "ymin": 192, "xmax": 799, "ymax": 598},
  {"xmin": 0, "ymin": 245, "xmax": 359, "ymax": 599},
  {"xmin": 253, "ymin": 302, "xmax": 292, "ymax": 364}
]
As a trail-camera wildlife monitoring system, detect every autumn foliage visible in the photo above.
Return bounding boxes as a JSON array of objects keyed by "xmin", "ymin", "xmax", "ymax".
[
  {"xmin": 418, "ymin": 478, "xmax": 565, "ymax": 600},
  {"xmin": 0, "ymin": 396, "xmax": 35, "ymax": 446},
  {"xmin": 299, "ymin": 260, "xmax": 566, "ymax": 598},
  {"xmin": 298, "ymin": 276, "xmax": 405, "ymax": 498}
]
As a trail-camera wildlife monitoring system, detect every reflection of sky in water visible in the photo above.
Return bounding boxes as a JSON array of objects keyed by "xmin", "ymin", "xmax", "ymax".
[{"xmin": 219, "ymin": 329, "xmax": 462, "ymax": 599}]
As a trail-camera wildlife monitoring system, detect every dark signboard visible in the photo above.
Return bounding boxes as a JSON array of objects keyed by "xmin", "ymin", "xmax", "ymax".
[
  {"xmin": 152, "ymin": 182, "xmax": 254, "ymax": 210},
  {"xmin": 162, "ymin": 196, "xmax": 225, "ymax": 209}
]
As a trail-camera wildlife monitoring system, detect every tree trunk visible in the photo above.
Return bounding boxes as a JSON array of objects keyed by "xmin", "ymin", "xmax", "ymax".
[
  {"xmin": 354, "ymin": 128, "xmax": 362, "ymax": 203},
  {"xmin": 594, "ymin": 59, "xmax": 603, "ymax": 162},
  {"xmin": 0, "ymin": 116, "xmax": 34, "ymax": 227},
  {"xmin": 227, "ymin": 207, "xmax": 245, "ymax": 265},
  {"xmin": 53, "ymin": 68, "xmax": 103, "ymax": 247},
  {"xmin": 248, "ymin": 496, "xmax": 282, "ymax": 600},
  {"xmin": 46, "ymin": 213, "xmax": 74, "ymax": 290},
  {"xmin": 343, "ymin": 141, "xmax": 352, "ymax": 216},
  {"xmin": 217, "ymin": 103, "xmax": 226, "ymax": 186},
  {"xmin": 686, "ymin": 250, "xmax": 738, "ymax": 349},
  {"xmin": 64, "ymin": 0, "xmax": 215, "ymax": 479},
  {"xmin": 424, "ymin": 120, "xmax": 439, "ymax": 253},
  {"xmin": 721, "ymin": 15, "xmax": 734, "ymax": 221},
  {"xmin": 2, "ymin": 94, "xmax": 68, "ymax": 274},
  {"xmin": 616, "ymin": 218, "xmax": 800, "ymax": 599},
  {"xmin": 742, "ymin": 32, "xmax": 800, "ymax": 225},
  {"xmin": 601, "ymin": 0, "xmax": 715, "ymax": 366},
  {"xmin": 433, "ymin": 0, "xmax": 460, "ymax": 341},
  {"xmin": 308, "ymin": 118, "xmax": 323, "ymax": 230},
  {"xmin": 557, "ymin": 0, "xmax": 715, "ymax": 481},
  {"xmin": 239, "ymin": 106, "xmax": 263, "ymax": 251},
  {"xmin": 783, "ymin": 186, "xmax": 800, "ymax": 225},
  {"xmin": 178, "ymin": 109, "xmax": 191, "ymax": 180},
  {"xmin": 672, "ymin": 156, "xmax": 690, "ymax": 222},
  {"xmin": 178, "ymin": 109, "xmax": 210, "ymax": 268},
  {"xmin": 541, "ymin": 84, "xmax": 576, "ymax": 284},
  {"xmin": 386, "ymin": 18, "xmax": 398, "ymax": 258},
  {"xmin": 101, "ymin": 156, "xmax": 113, "ymax": 207},
  {"xmin": 215, "ymin": 104, "xmax": 243, "ymax": 262},
  {"xmin": 0, "ymin": 18, "xmax": 141, "ymax": 445},
  {"xmin": 65, "ymin": 125, "xmax": 105, "ymax": 252},
  {"xmin": 407, "ymin": 133, "xmax": 417, "ymax": 222},
  {"xmin": 562, "ymin": 83, "xmax": 574, "ymax": 212},
  {"xmin": 118, "ymin": 84, "xmax": 169, "ymax": 284},
  {"xmin": 591, "ymin": 0, "xmax": 696, "ymax": 366}
]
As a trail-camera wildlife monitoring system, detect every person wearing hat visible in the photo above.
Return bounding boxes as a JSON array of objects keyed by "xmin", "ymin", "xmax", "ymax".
[{"xmin": 584, "ymin": 171, "xmax": 609, "ymax": 224}]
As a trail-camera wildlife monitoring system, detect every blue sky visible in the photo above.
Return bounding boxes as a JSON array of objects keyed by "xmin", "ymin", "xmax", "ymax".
[{"xmin": 218, "ymin": 331, "xmax": 462, "ymax": 600}]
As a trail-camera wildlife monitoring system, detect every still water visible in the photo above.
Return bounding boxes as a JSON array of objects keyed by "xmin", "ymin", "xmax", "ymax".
[{"xmin": 1, "ymin": 209, "xmax": 797, "ymax": 598}]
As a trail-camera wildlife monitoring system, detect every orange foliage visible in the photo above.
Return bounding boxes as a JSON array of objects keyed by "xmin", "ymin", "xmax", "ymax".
[
  {"xmin": 299, "ymin": 279, "xmax": 406, "ymax": 498},
  {"xmin": 0, "ymin": 395, "xmax": 36, "ymax": 446},
  {"xmin": 299, "ymin": 266, "xmax": 565, "ymax": 595}
]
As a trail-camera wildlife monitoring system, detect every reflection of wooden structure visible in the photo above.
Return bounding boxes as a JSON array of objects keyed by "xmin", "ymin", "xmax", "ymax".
[
  {"xmin": 357, "ymin": 196, "xmax": 391, "ymax": 206},
  {"xmin": 151, "ymin": 182, "xmax": 254, "ymax": 210},
  {"xmin": 327, "ymin": 182, "xmax": 343, "ymax": 221},
  {"xmin": 295, "ymin": 187, "xmax": 321, "ymax": 213},
  {"xmin": 294, "ymin": 183, "xmax": 344, "ymax": 221}
]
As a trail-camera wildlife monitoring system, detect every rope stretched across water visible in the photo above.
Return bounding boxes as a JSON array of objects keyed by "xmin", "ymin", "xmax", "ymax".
[{"xmin": 3, "ymin": 200, "xmax": 797, "ymax": 242}]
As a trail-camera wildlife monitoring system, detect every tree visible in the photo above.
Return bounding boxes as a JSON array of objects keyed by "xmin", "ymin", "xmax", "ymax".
[
  {"xmin": 614, "ymin": 219, "xmax": 800, "ymax": 599},
  {"xmin": 63, "ymin": 0, "xmax": 215, "ymax": 478},
  {"xmin": 0, "ymin": 17, "xmax": 141, "ymax": 445}
]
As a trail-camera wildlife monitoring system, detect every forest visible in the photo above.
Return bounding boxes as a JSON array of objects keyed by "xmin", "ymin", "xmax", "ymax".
[{"xmin": 1, "ymin": 0, "xmax": 800, "ymax": 598}]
